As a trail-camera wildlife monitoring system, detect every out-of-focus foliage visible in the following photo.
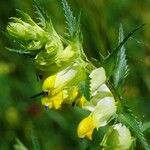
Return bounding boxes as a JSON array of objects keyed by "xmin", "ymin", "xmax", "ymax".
[{"xmin": 0, "ymin": 0, "xmax": 150, "ymax": 149}]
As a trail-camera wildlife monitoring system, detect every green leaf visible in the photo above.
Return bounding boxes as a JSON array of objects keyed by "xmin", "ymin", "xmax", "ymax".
[
  {"xmin": 13, "ymin": 138, "xmax": 28, "ymax": 150},
  {"xmin": 62, "ymin": 0, "xmax": 77, "ymax": 38},
  {"xmin": 102, "ymin": 52, "xmax": 116, "ymax": 79},
  {"xmin": 6, "ymin": 47, "xmax": 31, "ymax": 54},
  {"xmin": 114, "ymin": 24, "xmax": 145, "ymax": 53},
  {"xmin": 78, "ymin": 76, "xmax": 91, "ymax": 101},
  {"xmin": 141, "ymin": 121, "xmax": 150, "ymax": 132},
  {"xmin": 113, "ymin": 24, "xmax": 129, "ymax": 90},
  {"xmin": 102, "ymin": 24, "xmax": 145, "ymax": 79},
  {"xmin": 117, "ymin": 105, "xmax": 150, "ymax": 150},
  {"xmin": 31, "ymin": 133, "xmax": 41, "ymax": 150}
]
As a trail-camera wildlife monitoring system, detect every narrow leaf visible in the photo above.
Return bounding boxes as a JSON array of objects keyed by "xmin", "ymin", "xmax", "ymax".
[
  {"xmin": 103, "ymin": 24, "xmax": 145, "ymax": 78},
  {"xmin": 33, "ymin": 0, "xmax": 50, "ymax": 28},
  {"xmin": 13, "ymin": 138, "xmax": 28, "ymax": 150},
  {"xmin": 62, "ymin": 0, "xmax": 76, "ymax": 37},
  {"xmin": 113, "ymin": 24, "xmax": 129, "ymax": 90},
  {"xmin": 6, "ymin": 47, "xmax": 31, "ymax": 54},
  {"xmin": 141, "ymin": 121, "xmax": 150, "ymax": 132},
  {"xmin": 114, "ymin": 24, "xmax": 145, "ymax": 53}
]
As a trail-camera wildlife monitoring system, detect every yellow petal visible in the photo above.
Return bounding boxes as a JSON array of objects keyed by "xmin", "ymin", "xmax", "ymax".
[
  {"xmin": 42, "ymin": 75, "xmax": 56, "ymax": 92},
  {"xmin": 77, "ymin": 114, "xmax": 96, "ymax": 140},
  {"xmin": 52, "ymin": 92, "xmax": 63, "ymax": 109},
  {"xmin": 41, "ymin": 92, "xmax": 63, "ymax": 109},
  {"xmin": 71, "ymin": 86, "xmax": 78, "ymax": 99},
  {"xmin": 63, "ymin": 87, "xmax": 78, "ymax": 104}
]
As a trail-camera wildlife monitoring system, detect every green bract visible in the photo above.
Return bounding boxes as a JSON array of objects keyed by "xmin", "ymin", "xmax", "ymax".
[
  {"xmin": 35, "ymin": 40, "xmax": 83, "ymax": 75},
  {"xmin": 6, "ymin": 7, "xmax": 84, "ymax": 76}
]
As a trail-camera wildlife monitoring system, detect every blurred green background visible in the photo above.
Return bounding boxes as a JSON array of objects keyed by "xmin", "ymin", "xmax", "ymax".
[{"xmin": 0, "ymin": 0, "xmax": 150, "ymax": 149}]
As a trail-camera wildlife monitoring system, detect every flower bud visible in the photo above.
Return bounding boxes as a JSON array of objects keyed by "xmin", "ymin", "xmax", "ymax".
[
  {"xmin": 7, "ymin": 17, "xmax": 47, "ymax": 41},
  {"xmin": 35, "ymin": 33, "xmax": 64, "ymax": 73},
  {"xmin": 5, "ymin": 107, "xmax": 20, "ymax": 126},
  {"xmin": 56, "ymin": 41, "xmax": 81, "ymax": 65},
  {"xmin": 101, "ymin": 123, "xmax": 134, "ymax": 150},
  {"xmin": 35, "ymin": 41, "xmax": 82, "ymax": 75},
  {"xmin": 6, "ymin": 11, "xmax": 49, "ymax": 51}
]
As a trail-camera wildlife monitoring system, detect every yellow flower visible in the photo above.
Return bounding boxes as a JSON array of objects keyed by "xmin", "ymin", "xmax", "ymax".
[
  {"xmin": 42, "ymin": 63, "xmax": 87, "ymax": 95},
  {"xmin": 77, "ymin": 97, "xmax": 116, "ymax": 140}
]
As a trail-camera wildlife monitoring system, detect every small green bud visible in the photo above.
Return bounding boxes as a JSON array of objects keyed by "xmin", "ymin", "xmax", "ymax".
[
  {"xmin": 6, "ymin": 12, "xmax": 48, "ymax": 51},
  {"xmin": 7, "ymin": 18, "xmax": 47, "ymax": 41}
]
